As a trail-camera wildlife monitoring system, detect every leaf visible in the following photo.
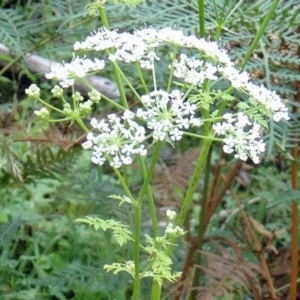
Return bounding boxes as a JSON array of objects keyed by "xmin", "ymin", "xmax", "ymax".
[
  {"xmin": 76, "ymin": 216, "xmax": 133, "ymax": 246},
  {"xmin": 104, "ymin": 261, "xmax": 135, "ymax": 278},
  {"xmin": 108, "ymin": 194, "xmax": 136, "ymax": 206}
]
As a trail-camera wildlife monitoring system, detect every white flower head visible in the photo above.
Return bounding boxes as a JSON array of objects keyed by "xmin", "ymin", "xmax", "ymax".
[
  {"xmin": 82, "ymin": 111, "xmax": 147, "ymax": 168},
  {"xmin": 173, "ymin": 54, "xmax": 218, "ymax": 86},
  {"xmin": 34, "ymin": 107, "xmax": 49, "ymax": 120},
  {"xmin": 166, "ymin": 209, "xmax": 177, "ymax": 220},
  {"xmin": 51, "ymin": 85, "xmax": 63, "ymax": 98},
  {"xmin": 46, "ymin": 54, "xmax": 105, "ymax": 88},
  {"xmin": 213, "ymin": 112, "xmax": 265, "ymax": 163},
  {"xmin": 137, "ymin": 89, "xmax": 201, "ymax": 142},
  {"xmin": 246, "ymin": 83, "xmax": 290, "ymax": 122},
  {"xmin": 25, "ymin": 84, "xmax": 40, "ymax": 98}
]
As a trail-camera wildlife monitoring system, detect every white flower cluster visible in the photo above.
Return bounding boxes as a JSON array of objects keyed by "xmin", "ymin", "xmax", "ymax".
[
  {"xmin": 246, "ymin": 83, "xmax": 289, "ymax": 122},
  {"xmin": 213, "ymin": 113, "xmax": 265, "ymax": 163},
  {"xmin": 219, "ymin": 67, "xmax": 289, "ymax": 122},
  {"xmin": 47, "ymin": 26, "xmax": 288, "ymax": 167},
  {"xmin": 46, "ymin": 55, "xmax": 105, "ymax": 88},
  {"xmin": 82, "ymin": 111, "xmax": 147, "ymax": 168},
  {"xmin": 34, "ymin": 107, "xmax": 49, "ymax": 120},
  {"xmin": 166, "ymin": 209, "xmax": 177, "ymax": 220},
  {"xmin": 25, "ymin": 84, "xmax": 40, "ymax": 98},
  {"xmin": 165, "ymin": 223, "xmax": 185, "ymax": 236},
  {"xmin": 137, "ymin": 90, "xmax": 201, "ymax": 142},
  {"xmin": 74, "ymin": 27, "xmax": 232, "ymax": 69},
  {"xmin": 173, "ymin": 53, "xmax": 218, "ymax": 86}
]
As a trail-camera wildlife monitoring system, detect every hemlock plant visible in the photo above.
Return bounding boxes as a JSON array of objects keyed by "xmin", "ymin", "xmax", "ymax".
[{"xmin": 25, "ymin": 3, "xmax": 289, "ymax": 299}]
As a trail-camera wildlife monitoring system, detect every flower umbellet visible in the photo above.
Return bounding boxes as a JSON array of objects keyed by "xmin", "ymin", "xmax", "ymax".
[
  {"xmin": 137, "ymin": 89, "xmax": 201, "ymax": 142},
  {"xmin": 82, "ymin": 110, "xmax": 147, "ymax": 168}
]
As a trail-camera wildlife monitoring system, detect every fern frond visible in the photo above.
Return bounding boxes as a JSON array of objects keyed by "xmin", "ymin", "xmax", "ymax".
[
  {"xmin": 196, "ymin": 244, "xmax": 263, "ymax": 300},
  {"xmin": 152, "ymin": 148, "xmax": 200, "ymax": 207},
  {"xmin": 0, "ymin": 134, "xmax": 23, "ymax": 181},
  {"xmin": 248, "ymin": 217, "xmax": 273, "ymax": 239},
  {"xmin": 0, "ymin": 214, "xmax": 23, "ymax": 247},
  {"xmin": 22, "ymin": 146, "xmax": 81, "ymax": 181}
]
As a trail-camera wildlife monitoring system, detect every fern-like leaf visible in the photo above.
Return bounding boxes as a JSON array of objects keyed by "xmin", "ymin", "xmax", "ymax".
[{"xmin": 76, "ymin": 216, "xmax": 133, "ymax": 246}]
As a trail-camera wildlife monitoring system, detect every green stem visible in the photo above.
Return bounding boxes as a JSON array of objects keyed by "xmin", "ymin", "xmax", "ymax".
[
  {"xmin": 189, "ymin": 147, "xmax": 212, "ymax": 300},
  {"xmin": 150, "ymin": 280, "xmax": 161, "ymax": 300},
  {"xmin": 136, "ymin": 142, "xmax": 163, "ymax": 205},
  {"xmin": 139, "ymin": 157, "xmax": 158, "ymax": 238},
  {"xmin": 241, "ymin": 0, "xmax": 280, "ymax": 70},
  {"xmin": 98, "ymin": 6, "xmax": 128, "ymax": 108},
  {"xmin": 132, "ymin": 204, "xmax": 142, "ymax": 300},
  {"xmin": 136, "ymin": 61, "xmax": 149, "ymax": 94},
  {"xmin": 113, "ymin": 62, "xmax": 142, "ymax": 102},
  {"xmin": 98, "ymin": 6, "xmax": 109, "ymax": 28},
  {"xmin": 133, "ymin": 142, "xmax": 162, "ymax": 300},
  {"xmin": 48, "ymin": 117, "xmax": 71, "ymax": 123},
  {"xmin": 167, "ymin": 45, "xmax": 178, "ymax": 92},
  {"xmin": 112, "ymin": 167, "xmax": 136, "ymax": 204},
  {"xmin": 198, "ymin": 0, "xmax": 205, "ymax": 37},
  {"xmin": 176, "ymin": 138, "xmax": 212, "ymax": 227},
  {"xmin": 111, "ymin": 62, "xmax": 129, "ymax": 108},
  {"xmin": 37, "ymin": 98, "xmax": 64, "ymax": 114},
  {"xmin": 150, "ymin": 140, "xmax": 213, "ymax": 299},
  {"xmin": 78, "ymin": 78, "xmax": 126, "ymax": 110},
  {"xmin": 147, "ymin": 187, "xmax": 159, "ymax": 239},
  {"xmin": 183, "ymin": 132, "xmax": 221, "ymax": 141},
  {"xmin": 75, "ymin": 118, "xmax": 89, "ymax": 133}
]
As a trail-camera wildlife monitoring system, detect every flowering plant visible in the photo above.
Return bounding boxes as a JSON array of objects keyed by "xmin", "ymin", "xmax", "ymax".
[{"xmin": 25, "ymin": 0, "xmax": 288, "ymax": 298}]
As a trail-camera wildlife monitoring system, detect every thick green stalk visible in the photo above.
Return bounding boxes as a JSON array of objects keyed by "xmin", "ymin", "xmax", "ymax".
[
  {"xmin": 132, "ymin": 142, "xmax": 162, "ymax": 300},
  {"xmin": 241, "ymin": 0, "xmax": 280, "ymax": 70},
  {"xmin": 150, "ymin": 138, "xmax": 213, "ymax": 299},
  {"xmin": 177, "ymin": 138, "xmax": 212, "ymax": 225},
  {"xmin": 150, "ymin": 280, "xmax": 161, "ymax": 300},
  {"xmin": 132, "ymin": 204, "xmax": 142, "ymax": 300},
  {"xmin": 198, "ymin": 0, "xmax": 205, "ymax": 37},
  {"xmin": 136, "ymin": 142, "xmax": 162, "ymax": 204}
]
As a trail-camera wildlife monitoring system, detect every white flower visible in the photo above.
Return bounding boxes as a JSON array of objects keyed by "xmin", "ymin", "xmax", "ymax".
[
  {"xmin": 74, "ymin": 27, "xmax": 234, "ymax": 70},
  {"xmin": 219, "ymin": 66, "xmax": 250, "ymax": 89},
  {"xmin": 245, "ymin": 83, "xmax": 289, "ymax": 122},
  {"xmin": 46, "ymin": 54, "xmax": 105, "ymax": 88},
  {"xmin": 166, "ymin": 209, "xmax": 177, "ymax": 220},
  {"xmin": 173, "ymin": 54, "xmax": 218, "ymax": 86},
  {"xmin": 79, "ymin": 100, "xmax": 93, "ymax": 116},
  {"xmin": 137, "ymin": 89, "xmax": 201, "ymax": 142},
  {"xmin": 51, "ymin": 85, "xmax": 63, "ymax": 98},
  {"xmin": 88, "ymin": 89, "xmax": 101, "ymax": 103},
  {"xmin": 72, "ymin": 91, "xmax": 84, "ymax": 102},
  {"xmin": 165, "ymin": 223, "xmax": 185, "ymax": 236},
  {"xmin": 82, "ymin": 111, "xmax": 147, "ymax": 168},
  {"xmin": 25, "ymin": 84, "xmax": 40, "ymax": 98},
  {"xmin": 213, "ymin": 113, "xmax": 265, "ymax": 163},
  {"xmin": 34, "ymin": 107, "xmax": 49, "ymax": 119}
]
